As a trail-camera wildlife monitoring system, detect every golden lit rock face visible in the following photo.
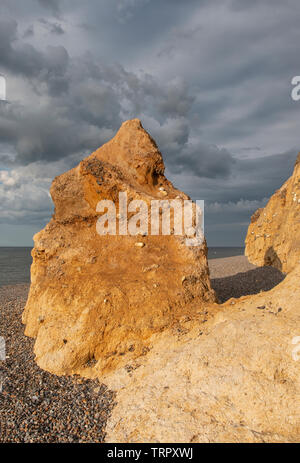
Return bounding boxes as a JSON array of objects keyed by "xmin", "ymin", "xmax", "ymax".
[
  {"xmin": 245, "ymin": 153, "xmax": 300, "ymax": 273},
  {"xmin": 23, "ymin": 119, "xmax": 216, "ymax": 377}
]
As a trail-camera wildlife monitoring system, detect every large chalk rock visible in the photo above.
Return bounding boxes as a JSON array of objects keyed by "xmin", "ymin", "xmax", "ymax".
[
  {"xmin": 245, "ymin": 153, "xmax": 300, "ymax": 273},
  {"xmin": 23, "ymin": 119, "xmax": 216, "ymax": 376}
]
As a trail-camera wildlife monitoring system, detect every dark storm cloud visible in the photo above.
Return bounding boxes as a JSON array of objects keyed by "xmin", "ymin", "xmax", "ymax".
[
  {"xmin": 50, "ymin": 23, "xmax": 65, "ymax": 35},
  {"xmin": 157, "ymin": 79, "xmax": 193, "ymax": 118},
  {"xmin": 229, "ymin": 0, "xmax": 298, "ymax": 12},
  {"xmin": 174, "ymin": 149, "xmax": 299, "ymax": 205},
  {"xmin": 1, "ymin": 0, "xmax": 300, "ymax": 245},
  {"xmin": 0, "ymin": 18, "xmax": 69, "ymax": 83},
  {"xmin": 168, "ymin": 148, "xmax": 299, "ymax": 245},
  {"xmin": 116, "ymin": 0, "xmax": 150, "ymax": 23},
  {"xmin": 23, "ymin": 25, "xmax": 35, "ymax": 39},
  {"xmin": 36, "ymin": 0, "xmax": 61, "ymax": 15},
  {"xmin": 39, "ymin": 18, "xmax": 65, "ymax": 35},
  {"xmin": 0, "ymin": 102, "xmax": 106, "ymax": 164},
  {"xmin": 235, "ymin": 150, "xmax": 298, "ymax": 191},
  {"xmin": 150, "ymin": 0, "xmax": 300, "ymax": 158},
  {"xmin": 0, "ymin": 16, "xmax": 196, "ymax": 166},
  {"xmin": 167, "ymin": 143, "xmax": 235, "ymax": 179}
]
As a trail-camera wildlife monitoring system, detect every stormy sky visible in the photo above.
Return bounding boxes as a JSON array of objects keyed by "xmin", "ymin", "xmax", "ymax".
[{"xmin": 0, "ymin": 0, "xmax": 300, "ymax": 246}]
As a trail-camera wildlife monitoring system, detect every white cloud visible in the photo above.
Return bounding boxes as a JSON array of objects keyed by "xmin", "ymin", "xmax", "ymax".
[{"xmin": 0, "ymin": 161, "xmax": 68, "ymax": 224}]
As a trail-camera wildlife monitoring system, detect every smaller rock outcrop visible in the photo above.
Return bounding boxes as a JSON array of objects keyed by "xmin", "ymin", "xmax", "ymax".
[{"xmin": 245, "ymin": 153, "xmax": 300, "ymax": 273}]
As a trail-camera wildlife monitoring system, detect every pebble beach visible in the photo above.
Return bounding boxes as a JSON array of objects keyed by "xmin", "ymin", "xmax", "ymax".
[
  {"xmin": 0, "ymin": 256, "xmax": 285, "ymax": 443},
  {"xmin": 209, "ymin": 255, "xmax": 285, "ymax": 302},
  {"xmin": 0, "ymin": 284, "xmax": 115, "ymax": 443}
]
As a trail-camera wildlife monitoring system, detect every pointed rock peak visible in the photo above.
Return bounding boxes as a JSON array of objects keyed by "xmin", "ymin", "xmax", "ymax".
[
  {"xmin": 114, "ymin": 118, "xmax": 157, "ymax": 148},
  {"xmin": 113, "ymin": 118, "xmax": 159, "ymax": 151},
  {"xmin": 120, "ymin": 118, "xmax": 143, "ymax": 129},
  {"xmin": 91, "ymin": 119, "xmax": 164, "ymax": 188}
]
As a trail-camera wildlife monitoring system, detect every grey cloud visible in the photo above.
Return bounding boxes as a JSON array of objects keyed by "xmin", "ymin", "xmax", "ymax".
[
  {"xmin": 50, "ymin": 23, "xmax": 65, "ymax": 35},
  {"xmin": 23, "ymin": 25, "xmax": 35, "ymax": 39},
  {"xmin": 36, "ymin": 0, "xmax": 61, "ymax": 16},
  {"xmin": 140, "ymin": 116, "xmax": 235, "ymax": 180},
  {"xmin": 168, "ymin": 148, "xmax": 298, "ymax": 245},
  {"xmin": 151, "ymin": 0, "xmax": 300, "ymax": 154},
  {"xmin": 142, "ymin": 116, "xmax": 190, "ymax": 149},
  {"xmin": 204, "ymin": 198, "xmax": 269, "ymax": 245},
  {"xmin": 0, "ymin": 18, "xmax": 18, "ymax": 55},
  {"xmin": 0, "ymin": 18, "xmax": 69, "ymax": 86},
  {"xmin": 1, "ymin": 1, "xmax": 300, "ymax": 245},
  {"xmin": 117, "ymin": 0, "xmax": 150, "ymax": 23},
  {"xmin": 0, "ymin": 101, "xmax": 114, "ymax": 164},
  {"xmin": 0, "ymin": 163, "xmax": 53, "ymax": 225},
  {"xmin": 157, "ymin": 78, "xmax": 193, "ymax": 118},
  {"xmin": 39, "ymin": 18, "xmax": 65, "ymax": 35},
  {"xmin": 229, "ymin": 0, "xmax": 298, "ymax": 12},
  {"xmin": 0, "ymin": 22, "xmax": 195, "ymax": 168},
  {"xmin": 178, "ymin": 149, "xmax": 299, "ymax": 204},
  {"xmin": 170, "ymin": 143, "xmax": 235, "ymax": 179}
]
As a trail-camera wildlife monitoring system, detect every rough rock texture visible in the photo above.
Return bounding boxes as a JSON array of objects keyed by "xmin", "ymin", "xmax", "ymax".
[
  {"xmin": 23, "ymin": 119, "xmax": 215, "ymax": 377},
  {"xmin": 105, "ymin": 265, "xmax": 300, "ymax": 443},
  {"xmin": 245, "ymin": 153, "xmax": 300, "ymax": 273}
]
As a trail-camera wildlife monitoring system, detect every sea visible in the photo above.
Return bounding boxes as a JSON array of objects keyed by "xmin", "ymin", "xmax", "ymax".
[{"xmin": 0, "ymin": 246, "xmax": 245, "ymax": 287}]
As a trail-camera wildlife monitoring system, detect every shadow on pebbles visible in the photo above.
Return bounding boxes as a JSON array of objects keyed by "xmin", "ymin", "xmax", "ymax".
[
  {"xmin": 209, "ymin": 256, "xmax": 285, "ymax": 303},
  {"xmin": 0, "ymin": 284, "xmax": 115, "ymax": 443}
]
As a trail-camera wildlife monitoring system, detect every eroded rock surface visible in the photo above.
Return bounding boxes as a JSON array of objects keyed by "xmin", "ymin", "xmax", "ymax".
[
  {"xmin": 105, "ymin": 264, "xmax": 300, "ymax": 443},
  {"xmin": 23, "ymin": 119, "xmax": 216, "ymax": 377},
  {"xmin": 245, "ymin": 153, "xmax": 300, "ymax": 273}
]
